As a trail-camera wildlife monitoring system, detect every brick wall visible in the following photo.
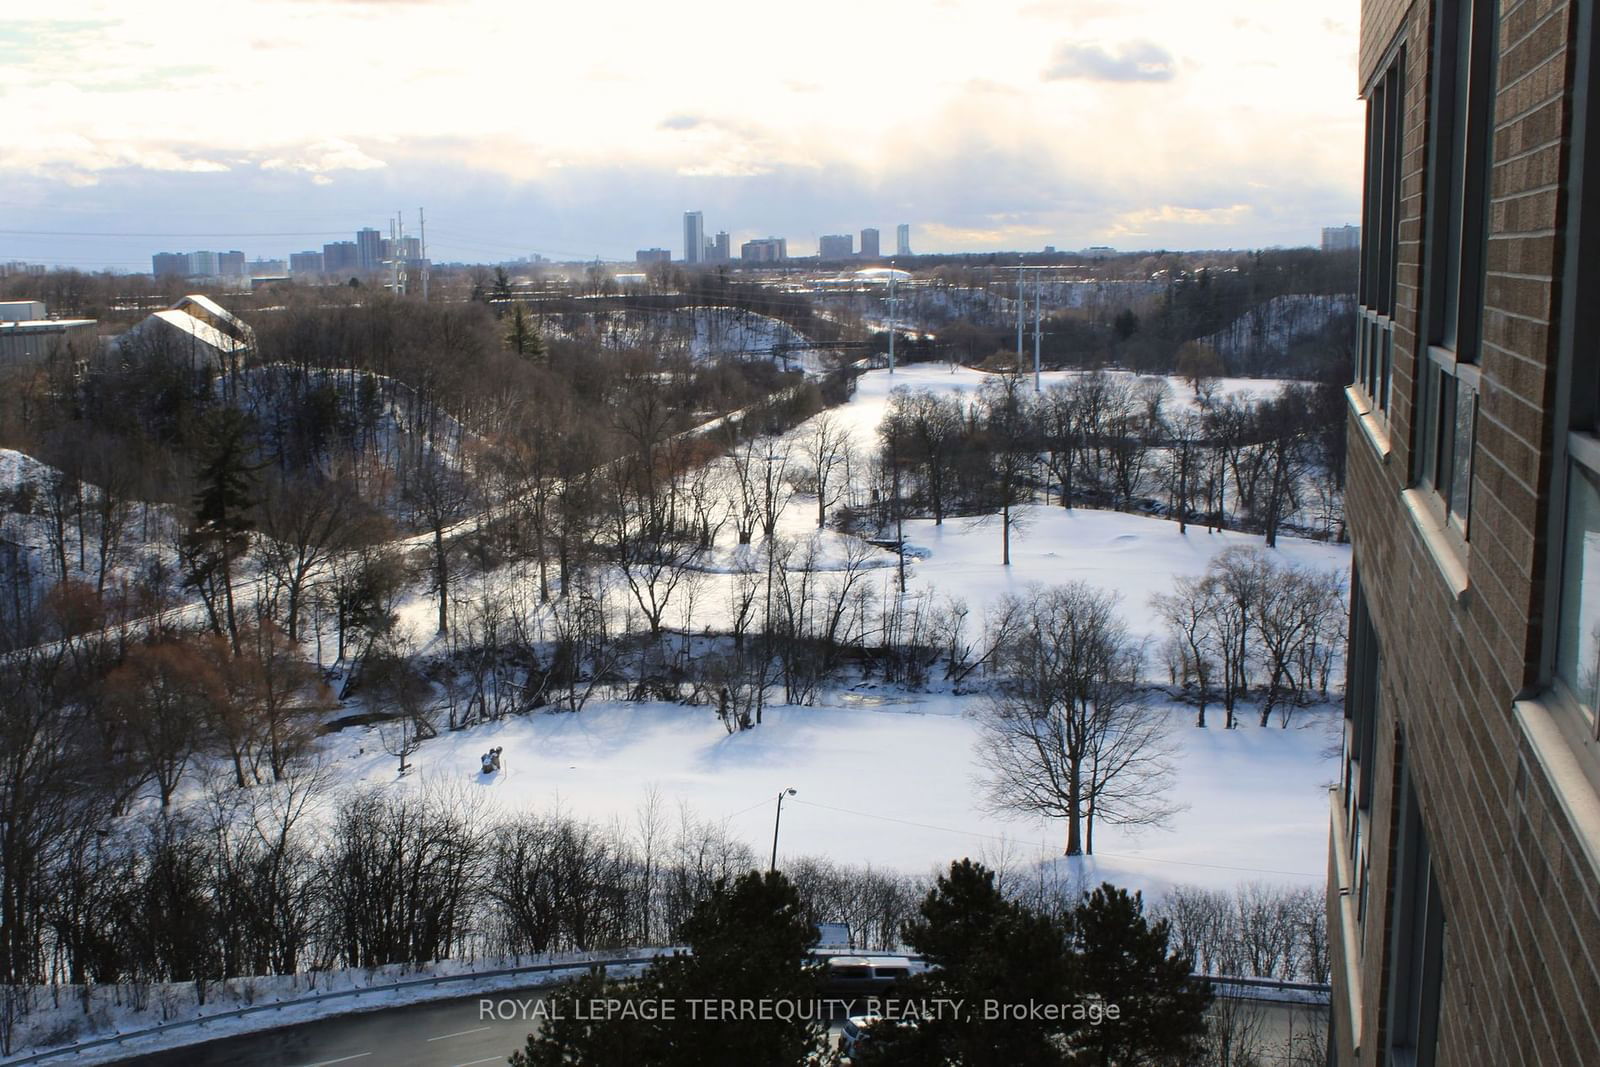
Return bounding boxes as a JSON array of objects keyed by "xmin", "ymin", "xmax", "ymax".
[{"xmin": 1336, "ymin": 0, "xmax": 1600, "ymax": 1064}]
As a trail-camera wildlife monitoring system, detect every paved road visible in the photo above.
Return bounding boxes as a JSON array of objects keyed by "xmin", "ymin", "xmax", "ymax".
[
  {"xmin": 110, "ymin": 984, "xmax": 1324, "ymax": 1066},
  {"xmin": 118, "ymin": 990, "xmax": 546, "ymax": 1067}
]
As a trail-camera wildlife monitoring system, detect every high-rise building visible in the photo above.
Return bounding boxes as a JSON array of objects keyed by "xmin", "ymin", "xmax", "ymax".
[
  {"xmin": 1332, "ymin": 1, "xmax": 1600, "ymax": 1065},
  {"xmin": 711, "ymin": 231, "xmax": 731, "ymax": 264},
  {"xmin": 322, "ymin": 241, "xmax": 359, "ymax": 276},
  {"xmin": 355, "ymin": 228, "xmax": 383, "ymax": 272},
  {"xmin": 740, "ymin": 237, "xmax": 787, "ymax": 263},
  {"xmin": 896, "ymin": 223, "xmax": 911, "ymax": 256},
  {"xmin": 380, "ymin": 236, "xmax": 417, "ymax": 262},
  {"xmin": 818, "ymin": 234, "xmax": 853, "ymax": 260},
  {"xmin": 636, "ymin": 248, "xmax": 672, "ymax": 266},
  {"xmin": 683, "ymin": 211, "xmax": 705, "ymax": 265},
  {"xmin": 248, "ymin": 258, "xmax": 286, "ymax": 276},
  {"xmin": 186, "ymin": 250, "xmax": 218, "ymax": 277},
  {"xmin": 152, "ymin": 252, "xmax": 187, "ymax": 278},
  {"xmin": 217, "ymin": 251, "xmax": 246, "ymax": 278},
  {"xmin": 860, "ymin": 228, "xmax": 880, "ymax": 259},
  {"xmin": 289, "ymin": 251, "xmax": 325, "ymax": 275},
  {"xmin": 1322, "ymin": 224, "xmax": 1360, "ymax": 252}
]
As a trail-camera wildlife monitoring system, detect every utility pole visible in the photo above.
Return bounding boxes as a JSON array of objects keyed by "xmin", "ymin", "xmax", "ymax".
[
  {"xmin": 770, "ymin": 788, "xmax": 797, "ymax": 873},
  {"xmin": 1016, "ymin": 266, "xmax": 1025, "ymax": 357},
  {"xmin": 1034, "ymin": 271, "xmax": 1043, "ymax": 393},
  {"xmin": 888, "ymin": 261, "xmax": 897, "ymax": 374}
]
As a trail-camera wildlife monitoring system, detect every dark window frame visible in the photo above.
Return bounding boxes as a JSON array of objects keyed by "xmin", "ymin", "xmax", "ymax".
[
  {"xmin": 1345, "ymin": 569, "xmax": 1381, "ymax": 928},
  {"xmin": 1543, "ymin": 0, "xmax": 1600, "ymax": 747},
  {"xmin": 1413, "ymin": 0, "xmax": 1499, "ymax": 541},
  {"xmin": 1384, "ymin": 740, "xmax": 1445, "ymax": 1067},
  {"xmin": 1356, "ymin": 37, "xmax": 1407, "ymax": 421}
]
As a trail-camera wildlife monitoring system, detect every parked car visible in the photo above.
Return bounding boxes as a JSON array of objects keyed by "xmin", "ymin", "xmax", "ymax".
[{"xmin": 821, "ymin": 955, "xmax": 913, "ymax": 995}]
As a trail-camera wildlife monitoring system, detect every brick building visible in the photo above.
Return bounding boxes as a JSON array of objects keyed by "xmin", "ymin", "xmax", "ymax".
[{"xmin": 1334, "ymin": 0, "xmax": 1600, "ymax": 1064}]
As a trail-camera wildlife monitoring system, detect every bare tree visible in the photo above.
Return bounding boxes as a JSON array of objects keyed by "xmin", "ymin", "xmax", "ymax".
[
  {"xmin": 1152, "ymin": 575, "xmax": 1221, "ymax": 726},
  {"xmin": 258, "ymin": 474, "xmax": 374, "ymax": 642},
  {"xmin": 402, "ymin": 453, "xmax": 472, "ymax": 635},
  {"xmin": 976, "ymin": 583, "xmax": 1175, "ymax": 855},
  {"xmin": 800, "ymin": 411, "xmax": 852, "ymax": 529},
  {"xmin": 974, "ymin": 370, "xmax": 1035, "ymax": 565}
]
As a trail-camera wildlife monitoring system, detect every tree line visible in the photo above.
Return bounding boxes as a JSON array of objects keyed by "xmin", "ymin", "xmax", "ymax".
[{"xmin": 874, "ymin": 366, "xmax": 1346, "ymax": 556}]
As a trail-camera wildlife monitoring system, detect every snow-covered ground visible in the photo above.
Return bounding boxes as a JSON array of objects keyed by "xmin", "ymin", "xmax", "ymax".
[
  {"xmin": 357, "ymin": 364, "xmax": 1349, "ymax": 899},
  {"xmin": 339, "ymin": 692, "xmax": 1337, "ymax": 899}
]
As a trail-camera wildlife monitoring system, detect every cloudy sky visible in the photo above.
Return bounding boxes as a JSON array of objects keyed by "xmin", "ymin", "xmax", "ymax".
[{"xmin": 1, "ymin": 0, "xmax": 1361, "ymax": 269}]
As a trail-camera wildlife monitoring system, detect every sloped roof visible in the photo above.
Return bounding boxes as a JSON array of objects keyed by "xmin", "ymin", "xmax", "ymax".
[
  {"xmin": 170, "ymin": 294, "xmax": 254, "ymax": 345},
  {"xmin": 146, "ymin": 308, "xmax": 248, "ymax": 354}
]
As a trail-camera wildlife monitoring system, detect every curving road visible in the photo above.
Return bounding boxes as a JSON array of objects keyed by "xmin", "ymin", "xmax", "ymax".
[{"xmin": 115, "ymin": 988, "xmax": 547, "ymax": 1067}]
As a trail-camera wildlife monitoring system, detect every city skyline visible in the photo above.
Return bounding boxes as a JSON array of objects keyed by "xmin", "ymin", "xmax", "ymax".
[{"xmin": 4, "ymin": 1, "xmax": 1361, "ymax": 269}]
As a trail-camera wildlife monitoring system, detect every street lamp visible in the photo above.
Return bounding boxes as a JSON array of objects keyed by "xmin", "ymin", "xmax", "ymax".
[{"xmin": 770, "ymin": 787, "xmax": 798, "ymax": 873}]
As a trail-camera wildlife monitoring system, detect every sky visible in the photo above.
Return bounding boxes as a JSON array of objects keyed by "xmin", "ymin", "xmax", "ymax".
[{"xmin": 0, "ymin": 0, "xmax": 1363, "ymax": 270}]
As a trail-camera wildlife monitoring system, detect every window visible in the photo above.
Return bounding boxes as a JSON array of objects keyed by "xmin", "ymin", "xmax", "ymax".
[
  {"xmin": 1356, "ymin": 44, "xmax": 1405, "ymax": 419},
  {"xmin": 1344, "ymin": 571, "xmax": 1380, "ymax": 927},
  {"xmin": 1385, "ymin": 743, "xmax": 1445, "ymax": 1067},
  {"xmin": 1415, "ymin": 0, "xmax": 1498, "ymax": 539},
  {"xmin": 1549, "ymin": 0, "xmax": 1600, "ymax": 739}
]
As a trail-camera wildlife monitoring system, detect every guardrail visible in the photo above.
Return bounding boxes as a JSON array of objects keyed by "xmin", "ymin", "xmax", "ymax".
[
  {"xmin": 1196, "ymin": 973, "xmax": 1333, "ymax": 1004},
  {"xmin": 4, "ymin": 955, "xmax": 1333, "ymax": 1064},
  {"xmin": 3, "ymin": 948, "xmax": 679, "ymax": 1066}
]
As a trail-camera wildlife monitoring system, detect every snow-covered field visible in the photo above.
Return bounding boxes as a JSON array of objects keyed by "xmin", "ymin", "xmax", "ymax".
[
  {"xmin": 357, "ymin": 364, "xmax": 1349, "ymax": 898},
  {"xmin": 339, "ymin": 691, "xmax": 1337, "ymax": 898}
]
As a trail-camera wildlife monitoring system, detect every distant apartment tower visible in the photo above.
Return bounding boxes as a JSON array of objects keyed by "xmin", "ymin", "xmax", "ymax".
[
  {"xmin": 740, "ymin": 237, "xmax": 787, "ymax": 264},
  {"xmin": 152, "ymin": 252, "xmax": 187, "ymax": 279},
  {"xmin": 322, "ymin": 241, "xmax": 359, "ymax": 276},
  {"xmin": 355, "ymin": 228, "xmax": 383, "ymax": 272},
  {"xmin": 859, "ymin": 228, "xmax": 880, "ymax": 259},
  {"xmin": 248, "ymin": 258, "xmax": 286, "ymax": 276},
  {"xmin": 683, "ymin": 211, "xmax": 705, "ymax": 265},
  {"xmin": 382, "ymin": 236, "xmax": 422, "ymax": 262},
  {"xmin": 636, "ymin": 248, "xmax": 672, "ymax": 266},
  {"xmin": 217, "ymin": 251, "xmax": 246, "ymax": 278},
  {"xmin": 710, "ymin": 231, "xmax": 731, "ymax": 264},
  {"xmin": 289, "ymin": 250, "xmax": 325, "ymax": 275},
  {"xmin": 186, "ymin": 251, "xmax": 218, "ymax": 277},
  {"xmin": 896, "ymin": 223, "xmax": 911, "ymax": 256},
  {"xmin": 818, "ymin": 234, "xmax": 853, "ymax": 260},
  {"xmin": 1322, "ymin": 224, "xmax": 1360, "ymax": 252}
]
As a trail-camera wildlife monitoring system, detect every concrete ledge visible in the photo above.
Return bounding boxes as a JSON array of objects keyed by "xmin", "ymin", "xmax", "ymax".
[
  {"xmin": 1400, "ymin": 488, "xmax": 1470, "ymax": 602},
  {"xmin": 1346, "ymin": 386, "xmax": 1393, "ymax": 464},
  {"xmin": 1327, "ymin": 788, "xmax": 1364, "ymax": 1053},
  {"xmin": 1513, "ymin": 697, "xmax": 1600, "ymax": 883}
]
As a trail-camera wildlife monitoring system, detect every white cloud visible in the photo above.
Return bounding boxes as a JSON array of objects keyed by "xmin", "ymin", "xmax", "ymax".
[
  {"xmin": 259, "ymin": 139, "xmax": 388, "ymax": 175},
  {"xmin": 9, "ymin": 0, "xmax": 1362, "ymax": 253}
]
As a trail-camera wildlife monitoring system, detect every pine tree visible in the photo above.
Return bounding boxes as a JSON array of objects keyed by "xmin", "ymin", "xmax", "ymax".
[
  {"xmin": 858, "ymin": 859, "xmax": 1077, "ymax": 1065},
  {"xmin": 1069, "ymin": 882, "xmax": 1212, "ymax": 1066},
  {"xmin": 511, "ymin": 870, "xmax": 826, "ymax": 1067},
  {"xmin": 183, "ymin": 407, "xmax": 257, "ymax": 652}
]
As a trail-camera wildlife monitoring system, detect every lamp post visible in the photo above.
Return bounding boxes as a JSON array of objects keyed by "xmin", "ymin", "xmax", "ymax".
[{"xmin": 770, "ymin": 787, "xmax": 797, "ymax": 873}]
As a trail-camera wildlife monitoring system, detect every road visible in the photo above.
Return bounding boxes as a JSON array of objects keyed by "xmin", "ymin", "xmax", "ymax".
[
  {"xmin": 118, "ymin": 989, "xmax": 545, "ymax": 1067},
  {"xmin": 107, "ymin": 977, "xmax": 1324, "ymax": 1066}
]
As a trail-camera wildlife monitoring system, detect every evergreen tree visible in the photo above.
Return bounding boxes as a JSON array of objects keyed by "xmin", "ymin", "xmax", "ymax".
[
  {"xmin": 182, "ymin": 407, "xmax": 257, "ymax": 651},
  {"xmin": 511, "ymin": 869, "xmax": 825, "ymax": 1067},
  {"xmin": 856, "ymin": 859, "xmax": 1078, "ymax": 1066},
  {"xmin": 507, "ymin": 302, "xmax": 545, "ymax": 359},
  {"xmin": 1069, "ymin": 883, "xmax": 1211, "ymax": 1066}
]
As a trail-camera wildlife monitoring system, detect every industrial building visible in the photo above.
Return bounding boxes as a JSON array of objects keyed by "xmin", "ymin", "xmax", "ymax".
[
  {"xmin": 117, "ymin": 294, "xmax": 255, "ymax": 373},
  {"xmin": 0, "ymin": 301, "xmax": 98, "ymax": 368}
]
